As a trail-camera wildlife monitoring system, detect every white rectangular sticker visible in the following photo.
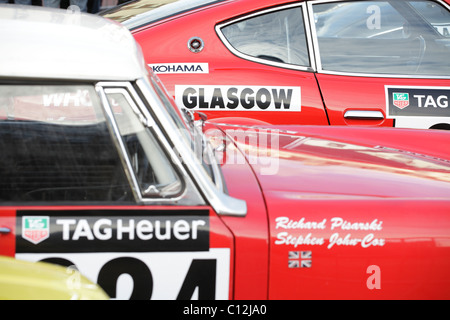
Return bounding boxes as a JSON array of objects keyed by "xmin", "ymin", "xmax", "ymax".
[
  {"xmin": 150, "ymin": 63, "xmax": 209, "ymax": 74},
  {"xmin": 17, "ymin": 248, "xmax": 230, "ymax": 300},
  {"xmin": 175, "ymin": 85, "xmax": 301, "ymax": 112}
]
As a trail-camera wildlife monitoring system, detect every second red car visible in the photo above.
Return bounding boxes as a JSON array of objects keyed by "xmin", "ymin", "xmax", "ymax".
[{"xmin": 103, "ymin": 0, "xmax": 450, "ymax": 129}]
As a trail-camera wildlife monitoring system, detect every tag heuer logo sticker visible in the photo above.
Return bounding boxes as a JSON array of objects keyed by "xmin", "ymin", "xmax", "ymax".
[
  {"xmin": 393, "ymin": 93, "xmax": 409, "ymax": 109},
  {"xmin": 22, "ymin": 216, "xmax": 49, "ymax": 244},
  {"xmin": 386, "ymin": 86, "xmax": 450, "ymax": 119}
]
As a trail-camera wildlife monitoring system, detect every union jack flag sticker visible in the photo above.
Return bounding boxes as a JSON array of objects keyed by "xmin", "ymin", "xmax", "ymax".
[{"xmin": 288, "ymin": 251, "xmax": 312, "ymax": 268}]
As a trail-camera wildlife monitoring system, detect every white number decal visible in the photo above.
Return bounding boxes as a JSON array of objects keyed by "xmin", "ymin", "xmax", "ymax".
[{"xmin": 16, "ymin": 249, "xmax": 230, "ymax": 300}]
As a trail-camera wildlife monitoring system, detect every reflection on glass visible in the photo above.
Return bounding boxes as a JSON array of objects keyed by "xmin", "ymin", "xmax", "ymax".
[
  {"xmin": 106, "ymin": 90, "xmax": 182, "ymax": 198},
  {"xmin": 221, "ymin": 6, "xmax": 310, "ymax": 67},
  {"xmin": 313, "ymin": 0, "xmax": 450, "ymax": 76}
]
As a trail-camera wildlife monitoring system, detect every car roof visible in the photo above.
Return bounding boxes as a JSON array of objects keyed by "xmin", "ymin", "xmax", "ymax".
[
  {"xmin": 102, "ymin": 0, "xmax": 230, "ymax": 29},
  {"xmin": 0, "ymin": 4, "xmax": 147, "ymax": 81}
]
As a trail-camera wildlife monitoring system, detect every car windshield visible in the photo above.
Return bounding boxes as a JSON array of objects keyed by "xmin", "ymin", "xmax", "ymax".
[
  {"xmin": 101, "ymin": 0, "xmax": 227, "ymax": 30},
  {"xmin": 0, "ymin": 84, "xmax": 134, "ymax": 203}
]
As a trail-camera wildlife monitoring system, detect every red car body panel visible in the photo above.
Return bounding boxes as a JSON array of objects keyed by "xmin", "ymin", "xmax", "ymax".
[
  {"xmin": 121, "ymin": 0, "xmax": 450, "ymax": 129},
  {"xmin": 0, "ymin": 209, "xmax": 15, "ymax": 258},
  {"xmin": 1, "ymin": 4, "xmax": 450, "ymax": 300},
  {"xmin": 211, "ymin": 122, "xmax": 450, "ymax": 299},
  {"xmin": 264, "ymin": 124, "xmax": 450, "ymax": 161},
  {"xmin": 267, "ymin": 199, "xmax": 450, "ymax": 299},
  {"xmin": 3, "ymin": 123, "xmax": 450, "ymax": 299},
  {"xmin": 131, "ymin": 0, "xmax": 329, "ymax": 126},
  {"xmin": 219, "ymin": 150, "xmax": 270, "ymax": 300},
  {"xmin": 318, "ymin": 75, "xmax": 450, "ymax": 126}
]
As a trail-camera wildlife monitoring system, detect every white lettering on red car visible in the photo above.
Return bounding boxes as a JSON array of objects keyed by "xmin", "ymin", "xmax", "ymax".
[{"xmin": 274, "ymin": 216, "xmax": 385, "ymax": 250}]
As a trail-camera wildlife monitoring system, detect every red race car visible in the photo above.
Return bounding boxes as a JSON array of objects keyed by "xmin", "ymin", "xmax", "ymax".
[
  {"xmin": 103, "ymin": 0, "xmax": 450, "ymax": 129},
  {"xmin": 1, "ymin": 5, "xmax": 450, "ymax": 300}
]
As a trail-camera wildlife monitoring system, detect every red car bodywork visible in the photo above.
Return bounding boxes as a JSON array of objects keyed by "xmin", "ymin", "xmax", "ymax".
[
  {"xmin": 1, "ymin": 4, "xmax": 450, "ymax": 300},
  {"xmin": 2, "ymin": 123, "xmax": 450, "ymax": 300},
  {"xmin": 216, "ymin": 124, "xmax": 450, "ymax": 299},
  {"xmin": 105, "ymin": 0, "xmax": 450, "ymax": 130}
]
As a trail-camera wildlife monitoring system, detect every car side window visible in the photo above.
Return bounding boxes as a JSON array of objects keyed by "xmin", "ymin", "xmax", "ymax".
[
  {"xmin": 105, "ymin": 89, "xmax": 183, "ymax": 199},
  {"xmin": 0, "ymin": 85, "xmax": 133, "ymax": 203},
  {"xmin": 312, "ymin": 0, "xmax": 450, "ymax": 76},
  {"xmin": 410, "ymin": 0, "xmax": 450, "ymax": 37},
  {"xmin": 220, "ymin": 6, "xmax": 310, "ymax": 67}
]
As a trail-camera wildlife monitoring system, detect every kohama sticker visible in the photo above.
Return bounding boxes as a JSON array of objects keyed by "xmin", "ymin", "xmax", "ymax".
[
  {"xmin": 149, "ymin": 63, "xmax": 209, "ymax": 74},
  {"xmin": 175, "ymin": 85, "xmax": 301, "ymax": 112},
  {"xmin": 22, "ymin": 216, "xmax": 49, "ymax": 245},
  {"xmin": 385, "ymin": 86, "xmax": 450, "ymax": 118}
]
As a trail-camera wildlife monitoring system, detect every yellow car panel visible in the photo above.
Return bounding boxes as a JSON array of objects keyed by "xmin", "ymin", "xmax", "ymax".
[{"xmin": 0, "ymin": 256, "xmax": 108, "ymax": 300}]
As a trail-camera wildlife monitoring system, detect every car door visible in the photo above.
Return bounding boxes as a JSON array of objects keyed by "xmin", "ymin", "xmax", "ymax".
[
  {"xmin": 308, "ymin": 0, "xmax": 450, "ymax": 129},
  {"xmin": 268, "ymin": 199, "xmax": 450, "ymax": 299},
  {"xmin": 262, "ymin": 132, "xmax": 450, "ymax": 299},
  {"xmin": 0, "ymin": 81, "xmax": 235, "ymax": 300}
]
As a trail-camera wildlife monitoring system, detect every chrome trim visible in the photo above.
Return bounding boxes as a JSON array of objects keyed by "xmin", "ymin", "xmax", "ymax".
[
  {"xmin": 215, "ymin": 2, "xmax": 315, "ymax": 72},
  {"xmin": 306, "ymin": 0, "xmax": 322, "ymax": 74},
  {"xmin": 314, "ymin": 69, "xmax": 450, "ymax": 79},
  {"xmin": 344, "ymin": 110, "xmax": 385, "ymax": 120},
  {"xmin": 302, "ymin": 3, "xmax": 318, "ymax": 71},
  {"xmin": 307, "ymin": 0, "xmax": 450, "ymax": 79},
  {"xmin": 96, "ymin": 84, "xmax": 142, "ymax": 202},
  {"xmin": 204, "ymin": 137, "xmax": 225, "ymax": 192},
  {"xmin": 96, "ymin": 81, "xmax": 200, "ymax": 205},
  {"xmin": 104, "ymin": 87, "xmax": 188, "ymax": 203},
  {"xmin": 136, "ymin": 78, "xmax": 247, "ymax": 217},
  {"xmin": 188, "ymin": 37, "xmax": 205, "ymax": 53},
  {"xmin": 0, "ymin": 227, "xmax": 11, "ymax": 234}
]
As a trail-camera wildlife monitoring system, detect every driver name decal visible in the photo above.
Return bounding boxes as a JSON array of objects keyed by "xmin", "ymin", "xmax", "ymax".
[
  {"xmin": 274, "ymin": 216, "xmax": 385, "ymax": 250},
  {"xmin": 175, "ymin": 85, "xmax": 301, "ymax": 111}
]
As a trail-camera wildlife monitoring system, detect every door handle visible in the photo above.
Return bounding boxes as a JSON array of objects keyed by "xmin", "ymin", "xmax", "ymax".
[
  {"xmin": 0, "ymin": 227, "xmax": 11, "ymax": 234},
  {"xmin": 344, "ymin": 110, "xmax": 384, "ymax": 120}
]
